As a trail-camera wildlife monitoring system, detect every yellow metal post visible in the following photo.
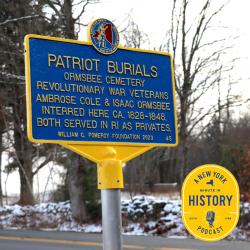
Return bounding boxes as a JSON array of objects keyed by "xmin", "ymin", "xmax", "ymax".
[{"xmin": 97, "ymin": 146, "xmax": 124, "ymax": 190}]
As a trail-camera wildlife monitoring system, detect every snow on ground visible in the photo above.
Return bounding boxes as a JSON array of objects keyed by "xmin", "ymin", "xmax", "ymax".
[
  {"xmin": 121, "ymin": 195, "xmax": 186, "ymax": 237},
  {"xmin": 0, "ymin": 195, "xmax": 249, "ymax": 241}
]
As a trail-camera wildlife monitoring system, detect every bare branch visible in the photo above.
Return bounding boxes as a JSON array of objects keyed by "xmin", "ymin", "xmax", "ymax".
[
  {"xmin": 74, "ymin": 0, "xmax": 99, "ymax": 21},
  {"xmin": 0, "ymin": 72, "xmax": 25, "ymax": 81},
  {"xmin": 0, "ymin": 15, "xmax": 41, "ymax": 26},
  {"xmin": 32, "ymin": 154, "xmax": 53, "ymax": 176},
  {"xmin": 74, "ymin": 0, "xmax": 90, "ymax": 21},
  {"xmin": 181, "ymin": 0, "xmax": 188, "ymax": 74},
  {"xmin": 44, "ymin": 0, "xmax": 62, "ymax": 17}
]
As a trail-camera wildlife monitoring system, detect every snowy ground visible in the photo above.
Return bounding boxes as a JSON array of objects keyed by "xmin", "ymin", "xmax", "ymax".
[{"xmin": 0, "ymin": 195, "xmax": 249, "ymax": 241}]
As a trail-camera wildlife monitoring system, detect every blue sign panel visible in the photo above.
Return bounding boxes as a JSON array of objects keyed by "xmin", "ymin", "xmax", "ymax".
[{"xmin": 25, "ymin": 35, "xmax": 178, "ymax": 146}]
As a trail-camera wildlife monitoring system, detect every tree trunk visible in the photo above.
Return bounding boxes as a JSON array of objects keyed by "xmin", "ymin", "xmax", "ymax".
[
  {"xmin": 18, "ymin": 163, "xmax": 33, "ymax": 205},
  {"xmin": 0, "ymin": 130, "xmax": 3, "ymax": 206},
  {"xmin": 61, "ymin": 0, "xmax": 88, "ymax": 222},
  {"xmin": 62, "ymin": 0, "xmax": 76, "ymax": 39},
  {"xmin": 13, "ymin": 85, "xmax": 34, "ymax": 205},
  {"xmin": 15, "ymin": 129, "xmax": 34, "ymax": 205},
  {"xmin": 0, "ymin": 101, "xmax": 4, "ymax": 206},
  {"xmin": 179, "ymin": 96, "xmax": 189, "ymax": 183},
  {"xmin": 67, "ymin": 152, "xmax": 87, "ymax": 223}
]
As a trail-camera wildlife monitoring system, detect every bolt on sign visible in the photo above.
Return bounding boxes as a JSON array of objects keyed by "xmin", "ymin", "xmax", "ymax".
[
  {"xmin": 25, "ymin": 21, "xmax": 178, "ymax": 152},
  {"xmin": 182, "ymin": 164, "xmax": 240, "ymax": 242}
]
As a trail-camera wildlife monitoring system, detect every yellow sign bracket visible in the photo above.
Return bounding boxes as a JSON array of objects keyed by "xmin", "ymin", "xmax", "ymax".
[
  {"xmin": 97, "ymin": 147, "xmax": 123, "ymax": 189},
  {"xmin": 61, "ymin": 144, "xmax": 152, "ymax": 189}
]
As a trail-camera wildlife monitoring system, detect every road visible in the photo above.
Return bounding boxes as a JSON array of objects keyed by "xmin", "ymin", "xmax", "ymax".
[{"xmin": 0, "ymin": 229, "xmax": 249, "ymax": 250}]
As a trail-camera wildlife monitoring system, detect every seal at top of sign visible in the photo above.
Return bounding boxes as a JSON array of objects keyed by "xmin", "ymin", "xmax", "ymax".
[{"xmin": 89, "ymin": 18, "xmax": 119, "ymax": 55}]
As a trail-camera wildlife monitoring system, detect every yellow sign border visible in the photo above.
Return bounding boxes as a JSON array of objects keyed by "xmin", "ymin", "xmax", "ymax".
[
  {"xmin": 181, "ymin": 164, "xmax": 240, "ymax": 242},
  {"xmin": 24, "ymin": 34, "xmax": 178, "ymax": 148}
]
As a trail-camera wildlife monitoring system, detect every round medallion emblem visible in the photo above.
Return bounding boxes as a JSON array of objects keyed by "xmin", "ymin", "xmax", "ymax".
[{"xmin": 89, "ymin": 18, "xmax": 119, "ymax": 55}]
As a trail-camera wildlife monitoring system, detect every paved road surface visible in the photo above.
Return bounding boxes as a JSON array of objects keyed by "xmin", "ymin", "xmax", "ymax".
[{"xmin": 0, "ymin": 229, "xmax": 249, "ymax": 250}]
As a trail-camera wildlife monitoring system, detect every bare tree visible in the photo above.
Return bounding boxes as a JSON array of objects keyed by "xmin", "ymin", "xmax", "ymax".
[
  {"xmin": 42, "ymin": 0, "xmax": 100, "ymax": 222},
  {"xmin": 42, "ymin": 0, "xmax": 99, "ymax": 38},
  {"xmin": 162, "ymin": 0, "xmax": 239, "ymax": 182},
  {"xmin": 0, "ymin": 100, "xmax": 5, "ymax": 206},
  {"xmin": 125, "ymin": 147, "xmax": 166, "ymax": 195},
  {"xmin": 121, "ymin": 15, "xmax": 150, "ymax": 49},
  {"xmin": 0, "ymin": 0, "xmax": 100, "ymax": 218},
  {"xmin": 121, "ymin": 19, "xmax": 175, "ymax": 192},
  {"xmin": 0, "ymin": 0, "xmax": 65, "ymax": 205}
]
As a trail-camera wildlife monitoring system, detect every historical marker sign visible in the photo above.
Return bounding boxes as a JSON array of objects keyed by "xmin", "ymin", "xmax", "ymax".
[{"xmin": 25, "ymin": 34, "xmax": 178, "ymax": 146}]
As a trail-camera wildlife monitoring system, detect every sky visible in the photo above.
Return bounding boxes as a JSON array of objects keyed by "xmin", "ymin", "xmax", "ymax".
[
  {"xmin": 82, "ymin": 0, "xmax": 250, "ymax": 60},
  {"xmin": 1, "ymin": 0, "xmax": 250, "ymax": 197},
  {"xmin": 81, "ymin": 0, "xmax": 250, "ymax": 112}
]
